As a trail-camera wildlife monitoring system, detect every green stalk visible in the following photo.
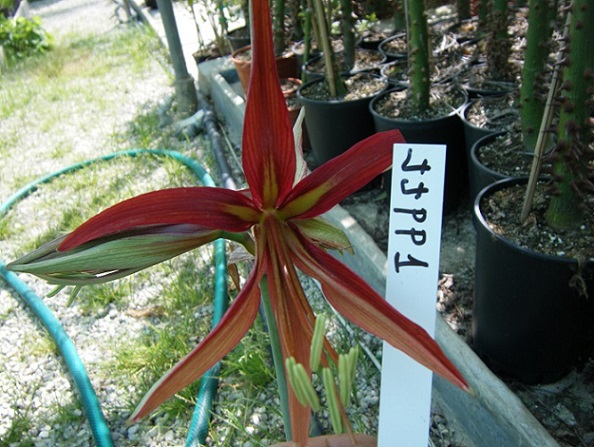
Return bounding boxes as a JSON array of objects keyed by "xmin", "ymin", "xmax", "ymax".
[
  {"xmin": 305, "ymin": 0, "xmax": 322, "ymax": 52},
  {"xmin": 260, "ymin": 276, "xmax": 292, "ymax": 441},
  {"xmin": 303, "ymin": 5, "xmax": 313, "ymax": 73},
  {"xmin": 340, "ymin": 0, "xmax": 355, "ymax": 71},
  {"xmin": 214, "ymin": 0, "xmax": 230, "ymax": 54},
  {"xmin": 312, "ymin": 0, "xmax": 345, "ymax": 97},
  {"xmin": 520, "ymin": 0, "xmax": 553, "ymax": 151},
  {"xmin": 520, "ymin": 13, "xmax": 566, "ymax": 223},
  {"xmin": 392, "ymin": 0, "xmax": 406, "ymax": 31},
  {"xmin": 478, "ymin": 0, "xmax": 489, "ymax": 30},
  {"xmin": 545, "ymin": 0, "xmax": 594, "ymax": 230},
  {"xmin": 273, "ymin": 0, "xmax": 286, "ymax": 57},
  {"xmin": 486, "ymin": 0, "xmax": 510, "ymax": 80},
  {"xmin": 457, "ymin": 0, "xmax": 471, "ymax": 21},
  {"xmin": 407, "ymin": 0, "xmax": 430, "ymax": 113}
]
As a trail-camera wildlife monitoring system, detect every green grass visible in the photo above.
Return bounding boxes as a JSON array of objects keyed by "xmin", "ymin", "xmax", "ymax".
[
  {"xmin": 110, "ymin": 255, "xmax": 216, "ymax": 416},
  {"xmin": 0, "ymin": 24, "xmax": 167, "ymax": 126},
  {"xmin": 222, "ymin": 317, "xmax": 275, "ymax": 388},
  {"xmin": 0, "ymin": 412, "xmax": 35, "ymax": 447},
  {"xmin": 0, "ymin": 369, "xmax": 39, "ymax": 447}
]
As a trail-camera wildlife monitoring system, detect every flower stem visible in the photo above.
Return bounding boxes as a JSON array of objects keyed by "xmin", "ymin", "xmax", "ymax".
[{"xmin": 260, "ymin": 276, "xmax": 292, "ymax": 441}]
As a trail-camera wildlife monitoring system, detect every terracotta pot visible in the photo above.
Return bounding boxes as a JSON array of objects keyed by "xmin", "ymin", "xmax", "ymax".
[
  {"xmin": 270, "ymin": 433, "xmax": 377, "ymax": 447},
  {"xmin": 230, "ymin": 45, "xmax": 298, "ymax": 94}
]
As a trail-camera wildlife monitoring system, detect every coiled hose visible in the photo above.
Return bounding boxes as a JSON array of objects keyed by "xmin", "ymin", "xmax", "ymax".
[{"xmin": 0, "ymin": 148, "xmax": 228, "ymax": 447}]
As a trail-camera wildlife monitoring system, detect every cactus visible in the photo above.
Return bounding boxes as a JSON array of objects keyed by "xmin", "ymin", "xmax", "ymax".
[
  {"xmin": 273, "ymin": 0, "xmax": 286, "ymax": 57},
  {"xmin": 545, "ymin": 0, "xmax": 594, "ymax": 229},
  {"xmin": 519, "ymin": 0, "xmax": 555, "ymax": 151},
  {"xmin": 407, "ymin": 0, "xmax": 430, "ymax": 114},
  {"xmin": 486, "ymin": 0, "xmax": 511, "ymax": 80},
  {"xmin": 310, "ymin": 0, "xmax": 346, "ymax": 97},
  {"xmin": 457, "ymin": 0, "xmax": 471, "ymax": 21},
  {"xmin": 393, "ymin": 0, "xmax": 406, "ymax": 31},
  {"xmin": 340, "ymin": 0, "xmax": 355, "ymax": 71}
]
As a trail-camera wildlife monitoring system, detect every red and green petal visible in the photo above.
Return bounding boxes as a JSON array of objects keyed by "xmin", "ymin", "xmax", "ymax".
[
  {"xmin": 259, "ymin": 218, "xmax": 315, "ymax": 445},
  {"xmin": 129, "ymin": 265, "xmax": 263, "ymax": 422},
  {"xmin": 279, "ymin": 130, "xmax": 405, "ymax": 220},
  {"xmin": 241, "ymin": 0, "xmax": 296, "ymax": 209},
  {"xmin": 59, "ymin": 187, "xmax": 260, "ymax": 251},
  {"xmin": 289, "ymin": 231, "xmax": 469, "ymax": 392}
]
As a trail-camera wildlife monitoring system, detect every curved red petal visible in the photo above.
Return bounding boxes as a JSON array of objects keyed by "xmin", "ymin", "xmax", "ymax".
[
  {"xmin": 241, "ymin": 0, "xmax": 296, "ymax": 209},
  {"xmin": 130, "ymin": 268, "xmax": 262, "ymax": 422},
  {"xmin": 289, "ymin": 232, "xmax": 469, "ymax": 392},
  {"xmin": 59, "ymin": 187, "xmax": 259, "ymax": 250},
  {"xmin": 280, "ymin": 130, "xmax": 405, "ymax": 219},
  {"xmin": 258, "ymin": 218, "xmax": 314, "ymax": 445}
]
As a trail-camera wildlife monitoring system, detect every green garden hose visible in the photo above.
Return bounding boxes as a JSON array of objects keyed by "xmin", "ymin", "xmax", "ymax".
[{"xmin": 0, "ymin": 148, "xmax": 228, "ymax": 447}]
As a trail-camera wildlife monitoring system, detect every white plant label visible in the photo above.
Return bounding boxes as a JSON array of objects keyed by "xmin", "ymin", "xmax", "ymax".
[{"xmin": 378, "ymin": 143, "xmax": 446, "ymax": 446}]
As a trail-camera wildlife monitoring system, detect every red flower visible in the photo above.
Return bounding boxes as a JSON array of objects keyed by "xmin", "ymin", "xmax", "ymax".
[{"xmin": 9, "ymin": 0, "xmax": 468, "ymax": 443}]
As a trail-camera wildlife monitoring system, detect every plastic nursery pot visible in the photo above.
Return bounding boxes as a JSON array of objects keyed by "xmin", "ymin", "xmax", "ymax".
[
  {"xmin": 302, "ymin": 49, "xmax": 387, "ymax": 84},
  {"xmin": 459, "ymin": 93, "xmax": 518, "ymax": 150},
  {"xmin": 357, "ymin": 30, "xmax": 391, "ymax": 51},
  {"xmin": 379, "ymin": 59, "xmax": 409, "ymax": 88},
  {"xmin": 472, "ymin": 177, "xmax": 594, "ymax": 384},
  {"xmin": 462, "ymin": 79, "xmax": 516, "ymax": 100},
  {"xmin": 292, "ymin": 40, "xmax": 319, "ymax": 76},
  {"xmin": 297, "ymin": 74, "xmax": 388, "ymax": 167},
  {"xmin": 369, "ymin": 86, "xmax": 468, "ymax": 214},
  {"xmin": 378, "ymin": 33, "xmax": 407, "ymax": 61},
  {"xmin": 270, "ymin": 434, "xmax": 377, "ymax": 447},
  {"xmin": 226, "ymin": 26, "xmax": 251, "ymax": 52},
  {"xmin": 468, "ymin": 131, "xmax": 509, "ymax": 203},
  {"xmin": 459, "ymin": 99, "xmax": 498, "ymax": 155},
  {"xmin": 230, "ymin": 45, "xmax": 298, "ymax": 94}
]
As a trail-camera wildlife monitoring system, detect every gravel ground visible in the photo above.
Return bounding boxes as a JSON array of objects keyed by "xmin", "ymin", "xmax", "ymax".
[{"xmin": 0, "ymin": 0, "xmax": 193, "ymax": 445}]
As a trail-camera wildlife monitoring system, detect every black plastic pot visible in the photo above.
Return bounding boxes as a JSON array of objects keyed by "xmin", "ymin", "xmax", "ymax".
[
  {"xmin": 473, "ymin": 178, "xmax": 594, "ymax": 384},
  {"xmin": 468, "ymin": 131, "xmax": 509, "ymax": 202},
  {"xmin": 460, "ymin": 99, "xmax": 498, "ymax": 156},
  {"xmin": 291, "ymin": 40, "xmax": 319, "ymax": 78},
  {"xmin": 378, "ymin": 33, "xmax": 407, "ymax": 61},
  {"xmin": 297, "ymin": 75, "xmax": 388, "ymax": 166},
  {"xmin": 302, "ymin": 49, "xmax": 386, "ymax": 84},
  {"xmin": 379, "ymin": 60, "xmax": 409, "ymax": 87},
  {"xmin": 226, "ymin": 26, "xmax": 251, "ymax": 51},
  {"xmin": 369, "ymin": 87, "xmax": 468, "ymax": 213}
]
